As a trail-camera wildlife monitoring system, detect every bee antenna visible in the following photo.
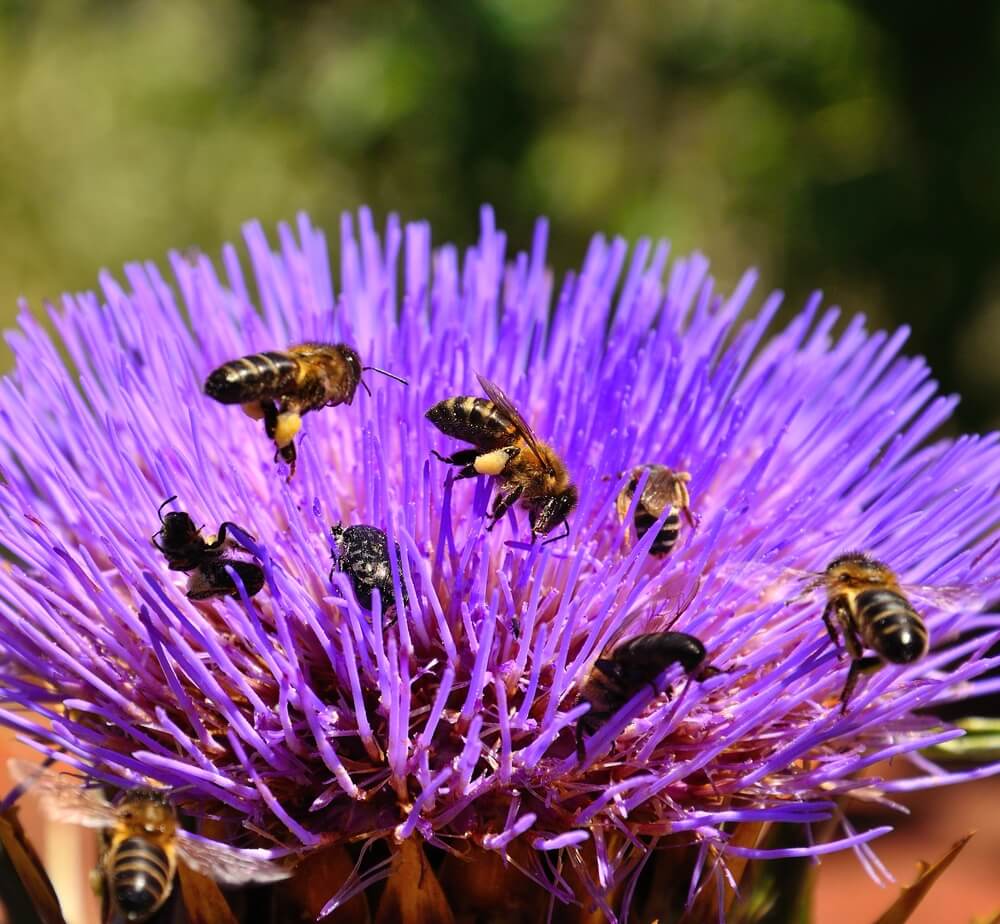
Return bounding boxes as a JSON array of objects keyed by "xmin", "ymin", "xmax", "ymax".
[
  {"xmin": 362, "ymin": 366, "xmax": 409, "ymax": 387},
  {"xmin": 540, "ymin": 521, "xmax": 571, "ymax": 546},
  {"xmin": 359, "ymin": 378, "xmax": 373, "ymax": 398},
  {"xmin": 157, "ymin": 495, "xmax": 178, "ymax": 523}
]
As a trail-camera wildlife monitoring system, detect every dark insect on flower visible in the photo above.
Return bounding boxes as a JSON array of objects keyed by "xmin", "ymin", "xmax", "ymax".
[
  {"xmin": 330, "ymin": 523, "xmax": 408, "ymax": 611},
  {"xmin": 185, "ymin": 558, "xmax": 266, "ymax": 601},
  {"xmin": 575, "ymin": 631, "xmax": 716, "ymax": 760},
  {"xmin": 614, "ymin": 465, "xmax": 696, "ymax": 556},
  {"xmin": 152, "ymin": 495, "xmax": 244, "ymax": 572},
  {"xmin": 1, "ymin": 209, "xmax": 999, "ymax": 922},
  {"xmin": 151, "ymin": 497, "xmax": 264, "ymax": 600},
  {"xmin": 814, "ymin": 553, "xmax": 930, "ymax": 711},
  {"xmin": 9, "ymin": 762, "xmax": 288, "ymax": 923},
  {"xmin": 426, "ymin": 373, "xmax": 577, "ymax": 540},
  {"xmin": 203, "ymin": 343, "xmax": 406, "ymax": 477}
]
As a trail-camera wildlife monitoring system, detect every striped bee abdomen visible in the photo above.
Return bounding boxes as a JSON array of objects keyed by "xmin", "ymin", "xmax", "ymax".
[
  {"xmin": 186, "ymin": 558, "xmax": 265, "ymax": 600},
  {"xmin": 635, "ymin": 505, "xmax": 681, "ymax": 556},
  {"xmin": 204, "ymin": 352, "xmax": 299, "ymax": 404},
  {"xmin": 110, "ymin": 837, "xmax": 172, "ymax": 920},
  {"xmin": 856, "ymin": 588, "xmax": 929, "ymax": 663},
  {"xmin": 425, "ymin": 396, "xmax": 517, "ymax": 450}
]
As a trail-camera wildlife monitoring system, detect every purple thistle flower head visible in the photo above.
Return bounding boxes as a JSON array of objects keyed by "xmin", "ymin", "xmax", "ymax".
[{"xmin": 1, "ymin": 206, "xmax": 999, "ymax": 921}]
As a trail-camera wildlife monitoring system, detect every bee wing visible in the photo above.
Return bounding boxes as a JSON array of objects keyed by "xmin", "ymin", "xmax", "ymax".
[
  {"xmin": 476, "ymin": 375, "xmax": 549, "ymax": 470},
  {"xmin": 711, "ymin": 560, "xmax": 821, "ymax": 605},
  {"xmin": 635, "ymin": 470, "xmax": 681, "ymax": 516},
  {"xmin": 7, "ymin": 760, "xmax": 117, "ymax": 829},
  {"xmin": 177, "ymin": 831, "xmax": 291, "ymax": 885},
  {"xmin": 897, "ymin": 581, "xmax": 988, "ymax": 614},
  {"xmin": 712, "ymin": 559, "xmax": 812, "ymax": 587}
]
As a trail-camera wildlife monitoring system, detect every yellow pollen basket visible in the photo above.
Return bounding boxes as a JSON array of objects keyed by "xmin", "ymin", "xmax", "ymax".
[
  {"xmin": 474, "ymin": 448, "xmax": 511, "ymax": 476},
  {"xmin": 274, "ymin": 412, "xmax": 302, "ymax": 448}
]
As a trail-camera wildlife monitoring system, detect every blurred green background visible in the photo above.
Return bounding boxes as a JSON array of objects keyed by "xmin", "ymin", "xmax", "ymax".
[{"xmin": 1, "ymin": 0, "xmax": 997, "ymax": 429}]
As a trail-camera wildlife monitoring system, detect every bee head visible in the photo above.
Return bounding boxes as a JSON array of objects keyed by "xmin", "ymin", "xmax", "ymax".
[
  {"xmin": 117, "ymin": 790, "xmax": 175, "ymax": 833},
  {"xmin": 338, "ymin": 346, "xmax": 364, "ymax": 404},
  {"xmin": 161, "ymin": 511, "xmax": 197, "ymax": 536},
  {"xmin": 530, "ymin": 485, "xmax": 579, "ymax": 536},
  {"xmin": 154, "ymin": 497, "xmax": 199, "ymax": 547},
  {"xmin": 826, "ymin": 552, "xmax": 892, "ymax": 588}
]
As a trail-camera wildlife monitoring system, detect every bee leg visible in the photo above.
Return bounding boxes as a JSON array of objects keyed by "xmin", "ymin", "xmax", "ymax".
[
  {"xmin": 836, "ymin": 611, "xmax": 866, "ymax": 711},
  {"xmin": 540, "ymin": 521, "xmax": 571, "ymax": 546},
  {"xmin": 209, "ymin": 521, "xmax": 257, "ymax": 550},
  {"xmin": 840, "ymin": 656, "xmax": 882, "ymax": 713},
  {"xmin": 431, "ymin": 448, "xmax": 479, "ymax": 469},
  {"xmin": 821, "ymin": 602, "xmax": 843, "ymax": 655},
  {"xmin": 274, "ymin": 440, "xmax": 297, "ymax": 479},
  {"xmin": 261, "ymin": 400, "xmax": 279, "ymax": 439},
  {"xmin": 839, "ymin": 659, "xmax": 863, "ymax": 713},
  {"xmin": 695, "ymin": 663, "xmax": 727, "ymax": 681},
  {"xmin": 88, "ymin": 865, "xmax": 104, "ymax": 898},
  {"xmin": 431, "ymin": 449, "xmax": 483, "ymax": 479},
  {"xmin": 487, "ymin": 485, "xmax": 524, "ymax": 530}
]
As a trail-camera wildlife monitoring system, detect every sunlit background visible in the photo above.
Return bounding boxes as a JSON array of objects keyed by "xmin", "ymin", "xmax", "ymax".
[{"xmin": 1, "ymin": 2, "xmax": 998, "ymax": 922}]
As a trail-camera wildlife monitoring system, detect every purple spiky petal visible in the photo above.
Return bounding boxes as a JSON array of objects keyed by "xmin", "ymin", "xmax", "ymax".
[{"xmin": 0, "ymin": 206, "xmax": 998, "ymax": 921}]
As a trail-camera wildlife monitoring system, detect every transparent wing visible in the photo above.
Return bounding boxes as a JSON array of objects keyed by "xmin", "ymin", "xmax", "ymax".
[
  {"xmin": 636, "ymin": 469, "xmax": 681, "ymax": 517},
  {"xmin": 898, "ymin": 581, "xmax": 988, "ymax": 614},
  {"xmin": 7, "ymin": 760, "xmax": 117, "ymax": 829},
  {"xmin": 715, "ymin": 561, "xmax": 987, "ymax": 614},
  {"xmin": 476, "ymin": 374, "xmax": 548, "ymax": 469},
  {"xmin": 177, "ymin": 831, "xmax": 291, "ymax": 885},
  {"xmin": 712, "ymin": 560, "xmax": 816, "ymax": 595}
]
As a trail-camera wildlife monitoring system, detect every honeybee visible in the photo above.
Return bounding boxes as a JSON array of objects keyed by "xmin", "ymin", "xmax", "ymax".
[
  {"xmin": 152, "ymin": 497, "xmax": 264, "ymax": 600},
  {"xmin": 426, "ymin": 375, "xmax": 577, "ymax": 541},
  {"xmin": 811, "ymin": 553, "xmax": 931, "ymax": 711},
  {"xmin": 10, "ymin": 762, "xmax": 288, "ymax": 923},
  {"xmin": 203, "ymin": 343, "xmax": 406, "ymax": 477},
  {"xmin": 724, "ymin": 551, "xmax": 982, "ymax": 711},
  {"xmin": 330, "ymin": 523, "xmax": 408, "ymax": 611},
  {"xmin": 575, "ymin": 631, "xmax": 716, "ymax": 760},
  {"xmin": 613, "ymin": 465, "xmax": 696, "ymax": 556}
]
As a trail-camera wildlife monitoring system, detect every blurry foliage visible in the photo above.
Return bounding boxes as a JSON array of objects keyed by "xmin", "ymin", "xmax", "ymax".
[{"xmin": 1, "ymin": 0, "xmax": 998, "ymax": 428}]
